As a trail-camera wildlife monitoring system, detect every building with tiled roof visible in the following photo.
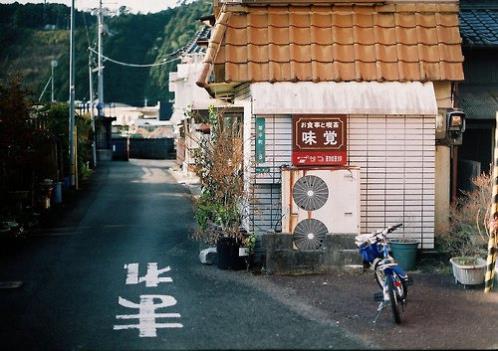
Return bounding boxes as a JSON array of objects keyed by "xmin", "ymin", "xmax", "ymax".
[
  {"xmin": 460, "ymin": 0, "xmax": 498, "ymax": 46},
  {"xmin": 196, "ymin": 0, "xmax": 465, "ymax": 259},
  {"xmin": 198, "ymin": 0, "xmax": 464, "ymax": 97},
  {"xmin": 457, "ymin": 0, "xmax": 498, "ymax": 186}
]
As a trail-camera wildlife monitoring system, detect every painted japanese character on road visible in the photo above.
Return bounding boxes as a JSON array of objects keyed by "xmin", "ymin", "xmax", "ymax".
[
  {"xmin": 124, "ymin": 262, "xmax": 173, "ymax": 287},
  {"xmin": 114, "ymin": 295, "xmax": 183, "ymax": 337}
]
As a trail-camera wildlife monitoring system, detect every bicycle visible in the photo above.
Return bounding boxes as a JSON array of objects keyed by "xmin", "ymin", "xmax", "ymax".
[{"xmin": 355, "ymin": 223, "xmax": 412, "ymax": 324}]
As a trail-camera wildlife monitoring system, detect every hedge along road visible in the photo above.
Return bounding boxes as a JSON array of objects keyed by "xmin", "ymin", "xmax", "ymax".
[{"xmin": 0, "ymin": 159, "xmax": 366, "ymax": 350}]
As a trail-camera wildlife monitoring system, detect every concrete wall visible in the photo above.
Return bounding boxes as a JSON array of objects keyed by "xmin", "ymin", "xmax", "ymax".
[
  {"xmin": 262, "ymin": 233, "xmax": 362, "ymax": 275},
  {"xmin": 433, "ymin": 81, "xmax": 453, "ymax": 234}
]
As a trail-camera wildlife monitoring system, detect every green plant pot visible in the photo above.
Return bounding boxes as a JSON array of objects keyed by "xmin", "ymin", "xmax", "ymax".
[{"xmin": 390, "ymin": 240, "xmax": 419, "ymax": 271}]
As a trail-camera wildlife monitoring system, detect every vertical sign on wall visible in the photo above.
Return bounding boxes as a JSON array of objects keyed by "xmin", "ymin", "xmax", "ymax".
[{"xmin": 256, "ymin": 117, "xmax": 265, "ymax": 164}]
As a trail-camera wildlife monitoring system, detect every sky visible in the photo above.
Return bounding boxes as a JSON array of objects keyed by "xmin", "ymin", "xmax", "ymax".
[{"xmin": 0, "ymin": 0, "xmax": 179, "ymax": 14}]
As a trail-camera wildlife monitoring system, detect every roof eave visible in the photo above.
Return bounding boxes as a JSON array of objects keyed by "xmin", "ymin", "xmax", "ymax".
[
  {"xmin": 219, "ymin": 0, "xmax": 382, "ymax": 4},
  {"xmin": 197, "ymin": 9, "xmax": 232, "ymax": 97}
]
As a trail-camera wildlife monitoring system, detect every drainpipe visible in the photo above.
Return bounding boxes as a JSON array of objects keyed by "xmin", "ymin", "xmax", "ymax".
[{"xmin": 451, "ymin": 145, "xmax": 458, "ymax": 204}]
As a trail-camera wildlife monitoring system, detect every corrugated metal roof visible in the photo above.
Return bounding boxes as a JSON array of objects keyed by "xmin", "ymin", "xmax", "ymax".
[
  {"xmin": 459, "ymin": 85, "xmax": 498, "ymax": 119},
  {"xmin": 250, "ymin": 81, "xmax": 438, "ymax": 115},
  {"xmin": 198, "ymin": 2, "xmax": 464, "ymax": 90}
]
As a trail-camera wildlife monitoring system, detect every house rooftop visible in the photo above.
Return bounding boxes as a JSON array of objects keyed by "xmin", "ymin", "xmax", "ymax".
[
  {"xmin": 218, "ymin": 0, "xmax": 459, "ymax": 4},
  {"xmin": 198, "ymin": 1, "xmax": 464, "ymax": 96},
  {"xmin": 460, "ymin": 0, "xmax": 498, "ymax": 47},
  {"xmin": 183, "ymin": 26, "xmax": 211, "ymax": 55}
]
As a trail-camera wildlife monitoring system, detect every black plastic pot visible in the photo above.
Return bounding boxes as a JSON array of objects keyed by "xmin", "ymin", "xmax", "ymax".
[{"xmin": 216, "ymin": 237, "xmax": 244, "ymax": 270}]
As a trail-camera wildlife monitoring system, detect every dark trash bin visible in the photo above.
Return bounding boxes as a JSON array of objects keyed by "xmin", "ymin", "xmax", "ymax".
[
  {"xmin": 111, "ymin": 137, "xmax": 129, "ymax": 161},
  {"xmin": 216, "ymin": 237, "xmax": 245, "ymax": 270}
]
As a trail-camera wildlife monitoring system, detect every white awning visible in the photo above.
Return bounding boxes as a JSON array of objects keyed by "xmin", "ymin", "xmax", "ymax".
[{"xmin": 250, "ymin": 81, "xmax": 437, "ymax": 115}]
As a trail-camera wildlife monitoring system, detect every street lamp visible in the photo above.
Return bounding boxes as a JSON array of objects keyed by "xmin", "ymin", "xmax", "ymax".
[{"xmin": 51, "ymin": 59, "xmax": 58, "ymax": 102}]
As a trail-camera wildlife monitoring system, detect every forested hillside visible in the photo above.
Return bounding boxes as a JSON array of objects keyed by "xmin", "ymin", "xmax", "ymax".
[{"xmin": 0, "ymin": 0, "xmax": 211, "ymax": 109}]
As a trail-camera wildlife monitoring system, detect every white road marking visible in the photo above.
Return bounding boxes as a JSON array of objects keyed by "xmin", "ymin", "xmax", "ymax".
[
  {"xmin": 116, "ymin": 313, "xmax": 181, "ymax": 319},
  {"xmin": 124, "ymin": 263, "xmax": 173, "ymax": 287},
  {"xmin": 0, "ymin": 281, "xmax": 23, "ymax": 289},
  {"xmin": 113, "ymin": 295, "xmax": 183, "ymax": 337}
]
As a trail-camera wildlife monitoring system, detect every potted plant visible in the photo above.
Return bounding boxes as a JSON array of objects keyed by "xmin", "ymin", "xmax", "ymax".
[
  {"xmin": 193, "ymin": 191, "xmax": 245, "ymax": 270},
  {"xmin": 447, "ymin": 226, "xmax": 487, "ymax": 286},
  {"xmin": 191, "ymin": 107, "xmax": 247, "ymax": 270},
  {"xmin": 439, "ymin": 173, "xmax": 490, "ymax": 286}
]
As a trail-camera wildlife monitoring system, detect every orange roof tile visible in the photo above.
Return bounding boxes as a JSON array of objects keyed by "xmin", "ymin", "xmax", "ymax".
[{"xmin": 197, "ymin": 2, "xmax": 464, "ymax": 91}]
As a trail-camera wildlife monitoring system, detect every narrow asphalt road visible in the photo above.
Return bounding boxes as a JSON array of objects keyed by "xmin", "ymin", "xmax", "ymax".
[{"xmin": 0, "ymin": 159, "xmax": 365, "ymax": 350}]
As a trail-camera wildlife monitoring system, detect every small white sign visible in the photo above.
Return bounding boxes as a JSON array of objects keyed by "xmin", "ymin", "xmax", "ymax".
[{"xmin": 239, "ymin": 248, "xmax": 248, "ymax": 257}]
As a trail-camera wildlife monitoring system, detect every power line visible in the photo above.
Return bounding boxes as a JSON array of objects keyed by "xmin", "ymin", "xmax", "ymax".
[{"xmin": 88, "ymin": 47, "xmax": 180, "ymax": 68}]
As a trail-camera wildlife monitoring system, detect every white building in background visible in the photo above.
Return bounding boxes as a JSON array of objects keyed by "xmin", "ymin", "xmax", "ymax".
[
  {"xmin": 107, "ymin": 102, "xmax": 174, "ymax": 139},
  {"xmin": 169, "ymin": 53, "xmax": 214, "ymax": 127},
  {"xmin": 169, "ymin": 26, "xmax": 228, "ymax": 173}
]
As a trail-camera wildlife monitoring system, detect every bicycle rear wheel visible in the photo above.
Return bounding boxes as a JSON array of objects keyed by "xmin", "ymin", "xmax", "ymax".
[{"xmin": 387, "ymin": 274, "xmax": 401, "ymax": 324}]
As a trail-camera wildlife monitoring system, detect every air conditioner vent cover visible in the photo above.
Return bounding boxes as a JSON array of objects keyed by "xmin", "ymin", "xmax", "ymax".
[
  {"xmin": 292, "ymin": 175, "xmax": 329, "ymax": 211},
  {"xmin": 293, "ymin": 219, "xmax": 328, "ymax": 250},
  {"xmin": 282, "ymin": 168, "xmax": 361, "ymax": 235}
]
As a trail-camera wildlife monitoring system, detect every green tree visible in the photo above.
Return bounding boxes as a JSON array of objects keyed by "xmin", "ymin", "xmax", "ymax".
[
  {"xmin": 0, "ymin": 75, "xmax": 53, "ymax": 191},
  {"xmin": 0, "ymin": 0, "xmax": 212, "ymax": 109}
]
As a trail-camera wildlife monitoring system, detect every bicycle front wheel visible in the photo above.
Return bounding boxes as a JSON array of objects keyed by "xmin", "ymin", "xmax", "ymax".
[{"xmin": 387, "ymin": 274, "xmax": 402, "ymax": 324}]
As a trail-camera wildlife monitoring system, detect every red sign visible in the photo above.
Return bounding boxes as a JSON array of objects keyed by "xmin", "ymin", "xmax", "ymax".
[{"xmin": 292, "ymin": 115, "xmax": 347, "ymax": 166}]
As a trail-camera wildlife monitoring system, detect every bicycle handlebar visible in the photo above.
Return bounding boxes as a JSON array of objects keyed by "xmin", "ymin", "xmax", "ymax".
[
  {"xmin": 386, "ymin": 223, "xmax": 403, "ymax": 233},
  {"xmin": 372, "ymin": 223, "xmax": 403, "ymax": 237},
  {"xmin": 355, "ymin": 223, "xmax": 404, "ymax": 246}
]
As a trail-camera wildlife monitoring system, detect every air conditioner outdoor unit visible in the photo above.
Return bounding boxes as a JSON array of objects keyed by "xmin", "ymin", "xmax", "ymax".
[{"xmin": 281, "ymin": 167, "xmax": 361, "ymax": 249}]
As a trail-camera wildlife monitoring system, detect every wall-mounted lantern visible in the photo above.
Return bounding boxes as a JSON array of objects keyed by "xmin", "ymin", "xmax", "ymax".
[
  {"xmin": 436, "ymin": 108, "xmax": 466, "ymax": 145},
  {"xmin": 446, "ymin": 109, "xmax": 466, "ymax": 145}
]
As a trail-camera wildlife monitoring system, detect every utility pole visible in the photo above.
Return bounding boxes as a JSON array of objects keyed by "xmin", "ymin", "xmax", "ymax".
[
  {"xmin": 97, "ymin": 0, "xmax": 104, "ymax": 117},
  {"xmin": 68, "ymin": 0, "xmax": 76, "ymax": 188},
  {"xmin": 89, "ymin": 52, "xmax": 97, "ymax": 168}
]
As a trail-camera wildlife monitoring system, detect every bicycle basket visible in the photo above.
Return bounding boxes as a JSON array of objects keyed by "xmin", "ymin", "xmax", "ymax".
[{"xmin": 359, "ymin": 242, "xmax": 382, "ymax": 263}]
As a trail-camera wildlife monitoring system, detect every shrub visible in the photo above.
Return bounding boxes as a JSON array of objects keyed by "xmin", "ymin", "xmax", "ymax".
[
  {"xmin": 191, "ymin": 106, "xmax": 245, "ymax": 243},
  {"xmin": 438, "ymin": 173, "xmax": 491, "ymax": 258}
]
